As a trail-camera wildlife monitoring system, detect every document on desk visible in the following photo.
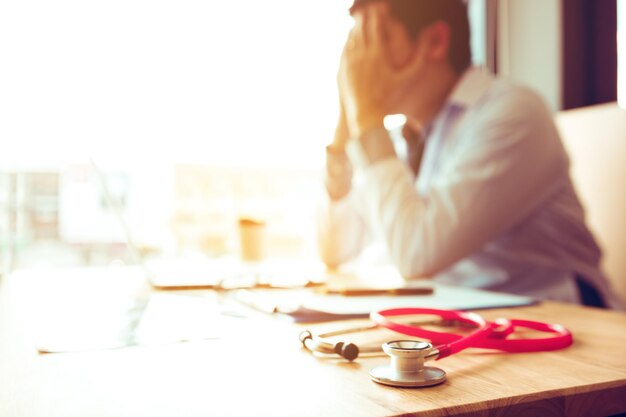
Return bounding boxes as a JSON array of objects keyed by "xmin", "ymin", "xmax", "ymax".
[
  {"xmin": 231, "ymin": 283, "xmax": 536, "ymax": 323},
  {"xmin": 31, "ymin": 292, "xmax": 227, "ymax": 353},
  {"xmin": 12, "ymin": 266, "xmax": 231, "ymax": 353}
]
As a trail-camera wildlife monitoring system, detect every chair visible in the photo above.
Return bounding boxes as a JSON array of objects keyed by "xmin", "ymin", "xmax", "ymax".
[{"xmin": 555, "ymin": 103, "xmax": 626, "ymax": 303}]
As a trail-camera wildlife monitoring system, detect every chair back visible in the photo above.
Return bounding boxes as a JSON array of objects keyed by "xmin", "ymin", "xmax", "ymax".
[{"xmin": 555, "ymin": 103, "xmax": 626, "ymax": 303}]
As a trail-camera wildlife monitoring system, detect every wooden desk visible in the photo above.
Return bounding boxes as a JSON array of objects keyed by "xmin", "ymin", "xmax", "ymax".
[{"xmin": 1, "ymin": 270, "xmax": 625, "ymax": 417}]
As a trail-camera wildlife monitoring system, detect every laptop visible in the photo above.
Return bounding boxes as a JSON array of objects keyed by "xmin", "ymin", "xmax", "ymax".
[{"xmin": 91, "ymin": 159, "xmax": 246, "ymax": 289}]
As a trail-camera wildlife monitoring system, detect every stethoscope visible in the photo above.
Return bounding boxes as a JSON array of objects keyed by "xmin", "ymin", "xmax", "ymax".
[{"xmin": 300, "ymin": 307, "xmax": 573, "ymax": 387}]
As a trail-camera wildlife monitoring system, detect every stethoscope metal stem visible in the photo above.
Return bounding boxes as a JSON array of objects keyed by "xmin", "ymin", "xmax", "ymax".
[
  {"xmin": 299, "ymin": 326, "xmax": 382, "ymax": 361},
  {"xmin": 318, "ymin": 323, "xmax": 380, "ymax": 338},
  {"xmin": 301, "ymin": 319, "xmax": 450, "ymax": 361}
]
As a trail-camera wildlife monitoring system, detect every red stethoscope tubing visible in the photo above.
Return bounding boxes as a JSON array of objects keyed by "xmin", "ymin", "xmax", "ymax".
[{"xmin": 370, "ymin": 308, "xmax": 573, "ymax": 360}]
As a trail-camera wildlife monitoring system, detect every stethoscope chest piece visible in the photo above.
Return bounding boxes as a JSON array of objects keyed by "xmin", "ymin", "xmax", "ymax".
[{"xmin": 370, "ymin": 341, "xmax": 446, "ymax": 388}]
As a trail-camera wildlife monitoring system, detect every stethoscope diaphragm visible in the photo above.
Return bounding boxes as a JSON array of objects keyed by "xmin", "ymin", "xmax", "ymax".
[{"xmin": 369, "ymin": 340, "xmax": 447, "ymax": 387}]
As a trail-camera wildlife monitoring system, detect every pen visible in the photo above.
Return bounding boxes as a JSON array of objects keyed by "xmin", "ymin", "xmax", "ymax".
[{"xmin": 318, "ymin": 287, "xmax": 434, "ymax": 296}]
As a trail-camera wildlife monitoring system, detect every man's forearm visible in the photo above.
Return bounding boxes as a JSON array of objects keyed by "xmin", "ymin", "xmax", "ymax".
[
  {"xmin": 316, "ymin": 193, "xmax": 367, "ymax": 267},
  {"xmin": 319, "ymin": 142, "xmax": 369, "ymax": 267},
  {"xmin": 325, "ymin": 145, "xmax": 353, "ymax": 201}
]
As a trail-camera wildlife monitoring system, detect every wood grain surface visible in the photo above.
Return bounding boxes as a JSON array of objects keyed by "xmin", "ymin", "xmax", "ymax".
[{"xmin": 1, "ymin": 270, "xmax": 625, "ymax": 417}]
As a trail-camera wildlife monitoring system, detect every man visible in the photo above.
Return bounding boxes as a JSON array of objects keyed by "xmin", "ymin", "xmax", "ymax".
[{"xmin": 318, "ymin": 0, "xmax": 622, "ymax": 308}]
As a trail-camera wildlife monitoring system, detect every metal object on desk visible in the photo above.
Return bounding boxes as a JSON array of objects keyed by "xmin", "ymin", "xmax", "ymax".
[
  {"xmin": 299, "ymin": 323, "xmax": 382, "ymax": 361},
  {"xmin": 299, "ymin": 318, "xmax": 449, "ymax": 360},
  {"xmin": 302, "ymin": 307, "xmax": 573, "ymax": 389},
  {"xmin": 370, "ymin": 341, "xmax": 446, "ymax": 387}
]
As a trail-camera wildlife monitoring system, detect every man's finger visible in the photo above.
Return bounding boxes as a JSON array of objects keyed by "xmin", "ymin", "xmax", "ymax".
[
  {"xmin": 368, "ymin": 4, "xmax": 386, "ymax": 51},
  {"xmin": 361, "ymin": 9, "xmax": 369, "ymax": 46},
  {"xmin": 341, "ymin": 30, "xmax": 353, "ymax": 57},
  {"xmin": 352, "ymin": 11, "xmax": 366, "ymax": 50}
]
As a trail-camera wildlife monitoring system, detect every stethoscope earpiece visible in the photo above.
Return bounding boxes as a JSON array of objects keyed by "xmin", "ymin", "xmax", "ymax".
[
  {"xmin": 299, "ymin": 330, "xmax": 361, "ymax": 361},
  {"xmin": 332, "ymin": 341, "xmax": 360, "ymax": 361},
  {"xmin": 370, "ymin": 340, "xmax": 447, "ymax": 388}
]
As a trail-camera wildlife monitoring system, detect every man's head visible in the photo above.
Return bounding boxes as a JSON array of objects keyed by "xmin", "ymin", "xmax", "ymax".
[
  {"xmin": 340, "ymin": 0, "xmax": 472, "ymax": 123},
  {"xmin": 349, "ymin": 0, "xmax": 471, "ymax": 75}
]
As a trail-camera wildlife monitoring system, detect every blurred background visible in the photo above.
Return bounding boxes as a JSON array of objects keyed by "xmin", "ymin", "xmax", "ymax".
[{"xmin": 1, "ymin": 0, "xmax": 624, "ymax": 274}]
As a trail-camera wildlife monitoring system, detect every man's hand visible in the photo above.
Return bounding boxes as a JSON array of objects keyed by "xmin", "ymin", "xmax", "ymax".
[
  {"xmin": 338, "ymin": 3, "xmax": 423, "ymax": 138},
  {"xmin": 331, "ymin": 101, "xmax": 351, "ymax": 150}
]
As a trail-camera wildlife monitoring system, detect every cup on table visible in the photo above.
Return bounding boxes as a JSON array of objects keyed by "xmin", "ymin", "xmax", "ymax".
[{"xmin": 238, "ymin": 217, "xmax": 267, "ymax": 262}]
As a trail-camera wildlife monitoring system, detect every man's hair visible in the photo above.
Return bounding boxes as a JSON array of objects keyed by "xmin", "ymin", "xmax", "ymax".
[{"xmin": 350, "ymin": 0, "xmax": 471, "ymax": 74}]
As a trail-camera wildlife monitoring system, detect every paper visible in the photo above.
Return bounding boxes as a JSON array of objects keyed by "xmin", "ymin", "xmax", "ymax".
[
  {"xmin": 301, "ymin": 284, "xmax": 535, "ymax": 314},
  {"xmin": 133, "ymin": 293, "xmax": 223, "ymax": 345},
  {"xmin": 230, "ymin": 283, "xmax": 536, "ymax": 323},
  {"xmin": 10, "ymin": 266, "xmax": 229, "ymax": 353}
]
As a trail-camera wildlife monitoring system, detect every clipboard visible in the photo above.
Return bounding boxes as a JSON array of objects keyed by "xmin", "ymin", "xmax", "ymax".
[{"xmin": 230, "ymin": 283, "xmax": 537, "ymax": 323}]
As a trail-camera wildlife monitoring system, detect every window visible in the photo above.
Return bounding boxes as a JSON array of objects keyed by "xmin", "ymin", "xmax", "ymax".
[
  {"xmin": 617, "ymin": 0, "xmax": 626, "ymax": 109},
  {"xmin": 0, "ymin": 0, "xmax": 354, "ymax": 169},
  {"xmin": 466, "ymin": 0, "xmax": 498, "ymax": 73},
  {"xmin": 1, "ymin": 0, "xmax": 490, "ymax": 170},
  {"xmin": 0, "ymin": 1, "xmax": 489, "ymax": 267}
]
